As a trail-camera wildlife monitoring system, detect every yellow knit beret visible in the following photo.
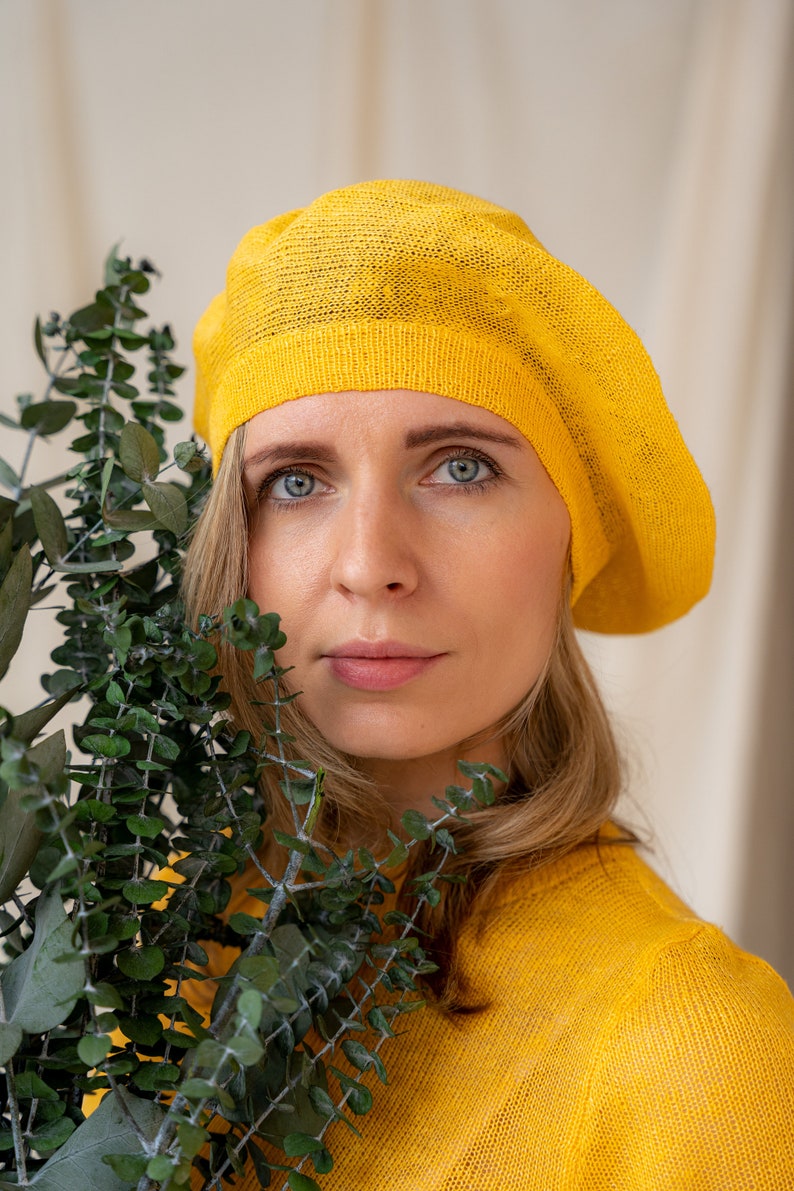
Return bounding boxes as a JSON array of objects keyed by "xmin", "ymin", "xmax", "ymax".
[{"xmin": 193, "ymin": 179, "xmax": 715, "ymax": 634}]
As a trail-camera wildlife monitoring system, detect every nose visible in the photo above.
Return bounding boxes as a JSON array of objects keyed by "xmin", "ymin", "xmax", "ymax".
[{"xmin": 329, "ymin": 485, "xmax": 420, "ymax": 600}]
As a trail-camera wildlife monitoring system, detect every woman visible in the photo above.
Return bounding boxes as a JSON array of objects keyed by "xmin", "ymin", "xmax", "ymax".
[{"xmin": 184, "ymin": 180, "xmax": 794, "ymax": 1189}]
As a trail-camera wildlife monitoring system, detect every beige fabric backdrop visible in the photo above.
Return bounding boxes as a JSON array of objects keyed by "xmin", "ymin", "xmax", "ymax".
[{"xmin": 1, "ymin": 0, "xmax": 792, "ymax": 981}]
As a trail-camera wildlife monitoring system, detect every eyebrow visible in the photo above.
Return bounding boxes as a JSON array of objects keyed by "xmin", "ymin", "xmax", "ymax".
[
  {"xmin": 243, "ymin": 421, "xmax": 522, "ymax": 472},
  {"xmin": 243, "ymin": 443, "xmax": 334, "ymax": 472},
  {"xmin": 404, "ymin": 421, "xmax": 522, "ymax": 450}
]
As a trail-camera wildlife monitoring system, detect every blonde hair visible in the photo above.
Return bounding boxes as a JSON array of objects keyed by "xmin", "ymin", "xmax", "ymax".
[{"xmin": 182, "ymin": 423, "xmax": 627, "ymax": 1003}]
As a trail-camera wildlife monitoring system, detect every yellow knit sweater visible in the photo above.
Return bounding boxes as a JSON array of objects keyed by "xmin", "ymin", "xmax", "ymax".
[{"xmin": 218, "ymin": 839, "xmax": 794, "ymax": 1190}]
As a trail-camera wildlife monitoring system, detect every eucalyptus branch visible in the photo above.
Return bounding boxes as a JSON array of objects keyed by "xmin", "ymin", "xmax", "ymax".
[
  {"xmin": 14, "ymin": 335, "xmax": 74, "ymax": 498},
  {"xmin": 97, "ymin": 283, "xmax": 130, "ymax": 460},
  {"xmin": 0, "ymin": 251, "xmax": 482, "ymax": 1191},
  {"xmin": 3, "ymin": 1057, "xmax": 29, "ymax": 1186}
]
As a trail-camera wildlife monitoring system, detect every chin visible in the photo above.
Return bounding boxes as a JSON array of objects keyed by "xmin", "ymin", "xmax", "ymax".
[
  {"xmin": 324, "ymin": 729, "xmax": 446, "ymax": 764},
  {"xmin": 305, "ymin": 707, "xmax": 456, "ymax": 765}
]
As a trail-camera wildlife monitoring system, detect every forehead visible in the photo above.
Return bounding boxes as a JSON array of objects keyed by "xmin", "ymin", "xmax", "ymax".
[{"xmin": 242, "ymin": 389, "xmax": 528, "ymax": 457}]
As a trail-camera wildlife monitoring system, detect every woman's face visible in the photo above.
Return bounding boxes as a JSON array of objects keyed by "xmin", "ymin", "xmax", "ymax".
[{"xmin": 243, "ymin": 390, "xmax": 570, "ymax": 773}]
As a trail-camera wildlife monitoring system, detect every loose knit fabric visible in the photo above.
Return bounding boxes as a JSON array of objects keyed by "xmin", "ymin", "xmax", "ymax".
[
  {"xmin": 192, "ymin": 180, "xmax": 715, "ymax": 634},
  {"xmin": 212, "ymin": 838, "xmax": 794, "ymax": 1191}
]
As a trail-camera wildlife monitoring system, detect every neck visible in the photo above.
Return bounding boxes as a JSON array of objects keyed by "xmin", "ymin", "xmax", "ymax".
[{"xmin": 360, "ymin": 736, "xmax": 508, "ymax": 828}]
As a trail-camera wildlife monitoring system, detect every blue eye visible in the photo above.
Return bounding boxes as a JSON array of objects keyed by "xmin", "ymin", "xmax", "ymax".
[
  {"xmin": 431, "ymin": 454, "xmax": 495, "ymax": 485},
  {"xmin": 445, "ymin": 457, "xmax": 483, "ymax": 483},
  {"xmin": 271, "ymin": 471, "xmax": 316, "ymax": 499}
]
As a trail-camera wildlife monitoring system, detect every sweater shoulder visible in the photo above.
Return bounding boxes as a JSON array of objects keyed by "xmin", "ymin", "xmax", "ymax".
[
  {"xmin": 572, "ymin": 916, "xmax": 794, "ymax": 1187},
  {"xmin": 474, "ymin": 844, "xmax": 794, "ymax": 1187},
  {"xmin": 467, "ymin": 838, "xmax": 794, "ymax": 1033},
  {"xmin": 475, "ymin": 839, "xmax": 711, "ymax": 970}
]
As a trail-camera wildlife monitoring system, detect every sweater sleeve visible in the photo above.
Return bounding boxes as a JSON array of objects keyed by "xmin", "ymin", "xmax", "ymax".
[{"xmin": 573, "ymin": 923, "xmax": 794, "ymax": 1190}]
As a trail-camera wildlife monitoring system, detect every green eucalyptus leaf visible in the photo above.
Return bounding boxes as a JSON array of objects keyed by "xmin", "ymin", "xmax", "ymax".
[
  {"xmin": 145, "ymin": 1154, "xmax": 174, "ymax": 1181},
  {"xmin": 82, "ymin": 733, "xmax": 131, "ymax": 758},
  {"xmin": 43, "ymin": 854, "xmax": 79, "ymax": 882},
  {"xmin": 41, "ymin": 668, "xmax": 82, "ymax": 697},
  {"xmin": 84, "ymin": 982, "xmax": 124, "ymax": 1009},
  {"xmin": 174, "ymin": 440, "xmax": 205, "ymax": 472},
  {"xmin": 29, "ymin": 487, "xmax": 68, "ymax": 565},
  {"xmin": 69, "ymin": 300, "xmax": 112, "ymax": 335},
  {"xmin": 229, "ymin": 911, "xmax": 265, "ymax": 936},
  {"xmin": 0, "ymin": 1021, "xmax": 23, "ymax": 1064},
  {"xmin": 103, "ymin": 507, "xmax": 158, "ymax": 532},
  {"xmin": 11, "ymin": 685, "xmax": 82, "ymax": 745},
  {"xmin": 307, "ymin": 1085, "xmax": 349, "ymax": 1126},
  {"xmin": 0, "ymin": 512, "xmax": 13, "ymax": 574},
  {"xmin": 26, "ymin": 1088, "xmax": 164, "ymax": 1190},
  {"xmin": 124, "ymin": 814, "xmax": 164, "ymax": 840},
  {"xmin": 401, "ymin": 808, "xmax": 431, "ymax": 841},
  {"xmin": 119, "ymin": 421, "xmax": 159, "ymax": 482},
  {"xmin": 55, "ymin": 558, "xmax": 123, "ymax": 574},
  {"xmin": 152, "ymin": 733, "xmax": 179, "ymax": 761},
  {"xmin": 110, "ymin": 381, "xmax": 139, "ymax": 400},
  {"xmin": 14, "ymin": 1071, "xmax": 60, "ymax": 1101},
  {"xmin": 0, "ymin": 731, "xmax": 64, "ymax": 902},
  {"xmin": 105, "ymin": 680, "xmax": 126, "ymax": 706},
  {"xmin": 194, "ymin": 1038, "xmax": 226, "ymax": 1067},
  {"xmin": 311, "ymin": 1147, "xmax": 334, "ymax": 1175},
  {"xmin": 366, "ymin": 1006, "xmax": 396, "ymax": 1038},
  {"xmin": 0, "ymin": 544, "xmax": 32, "ymax": 680},
  {"xmin": 117, "ymin": 1015, "xmax": 162, "ymax": 1046},
  {"xmin": 99, "ymin": 455, "xmax": 115, "ymax": 510},
  {"xmin": 457, "ymin": 758, "xmax": 508, "ymax": 783},
  {"xmin": 272, "ymin": 831, "xmax": 311, "ymax": 855},
  {"xmin": 180, "ymin": 1076, "xmax": 223, "ymax": 1101},
  {"xmin": 287, "ymin": 1171, "xmax": 322, "ymax": 1191},
  {"xmin": 113, "ymin": 328, "xmax": 148, "ymax": 349},
  {"xmin": 29, "ymin": 1114, "xmax": 76, "ymax": 1152},
  {"xmin": 227, "ymin": 1034, "xmax": 264, "ymax": 1065},
  {"xmin": 161, "ymin": 1026, "xmax": 199, "ymax": 1049},
  {"xmin": 384, "ymin": 841, "xmax": 408, "ymax": 868},
  {"xmin": 34, "ymin": 315, "xmax": 47, "ymax": 364},
  {"xmin": 141, "ymin": 480, "xmax": 188, "ymax": 535},
  {"xmin": 0, "ymin": 889, "xmax": 84, "ymax": 1058},
  {"xmin": 103, "ymin": 244, "xmax": 125, "ymax": 285},
  {"xmin": 340, "ymin": 1040, "xmax": 372, "ymax": 1072},
  {"xmin": 121, "ymin": 878, "xmax": 168, "ymax": 905},
  {"xmin": 237, "ymin": 987, "xmax": 263, "ymax": 1030},
  {"xmin": 284, "ymin": 1132, "xmax": 324, "ymax": 1157},
  {"xmin": 77, "ymin": 1033, "xmax": 112, "ymax": 1068},
  {"xmin": 370, "ymin": 1052, "xmax": 388, "ymax": 1084},
  {"xmin": 101, "ymin": 1153, "xmax": 148, "ymax": 1182},
  {"xmin": 176, "ymin": 1120, "xmax": 209, "ymax": 1158},
  {"xmin": 236, "ymin": 955, "xmax": 279, "ymax": 987},
  {"xmin": 20, "ymin": 401, "xmax": 77, "ymax": 437},
  {"xmin": 116, "ymin": 943, "xmax": 165, "ymax": 979},
  {"xmin": 132, "ymin": 1060, "xmax": 178, "ymax": 1091},
  {"xmin": 0, "ymin": 457, "xmax": 21, "ymax": 492},
  {"xmin": 344, "ymin": 1082, "xmax": 373, "ymax": 1115}
]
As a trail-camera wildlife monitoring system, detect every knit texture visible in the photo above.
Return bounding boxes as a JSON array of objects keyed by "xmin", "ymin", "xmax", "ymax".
[
  {"xmin": 203, "ymin": 839, "xmax": 794, "ymax": 1190},
  {"xmin": 193, "ymin": 180, "xmax": 716, "ymax": 633}
]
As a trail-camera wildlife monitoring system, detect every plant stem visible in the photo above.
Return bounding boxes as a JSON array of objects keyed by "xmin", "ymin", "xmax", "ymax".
[
  {"xmin": 97, "ymin": 286, "xmax": 129, "ymax": 460},
  {"xmin": 14, "ymin": 430, "xmax": 38, "ymax": 501},
  {"xmin": 0, "ymin": 985, "xmax": 29, "ymax": 1185}
]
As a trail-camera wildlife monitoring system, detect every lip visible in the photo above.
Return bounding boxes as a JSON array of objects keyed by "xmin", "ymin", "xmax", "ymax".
[
  {"xmin": 324, "ymin": 640, "xmax": 440, "ymax": 659},
  {"xmin": 322, "ymin": 640, "xmax": 445, "ymax": 691}
]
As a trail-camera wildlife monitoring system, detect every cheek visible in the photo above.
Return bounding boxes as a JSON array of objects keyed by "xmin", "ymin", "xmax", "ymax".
[
  {"xmin": 481, "ymin": 522, "xmax": 569, "ymax": 661},
  {"xmin": 247, "ymin": 526, "xmax": 299, "ymax": 641},
  {"xmin": 492, "ymin": 510, "xmax": 568, "ymax": 600},
  {"xmin": 248, "ymin": 516, "xmax": 303, "ymax": 601},
  {"xmin": 246, "ymin": 523, "xmax": 272, "ymax": 608},
  {"xmin": 246, "ymin": 521, "xmax": 327, "ymax": 657}
]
